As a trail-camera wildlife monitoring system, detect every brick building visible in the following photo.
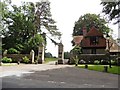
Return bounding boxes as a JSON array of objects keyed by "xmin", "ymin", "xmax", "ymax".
[{"xmin": 73, "ymin": 26, "xmax": 106, "ymax": 54}]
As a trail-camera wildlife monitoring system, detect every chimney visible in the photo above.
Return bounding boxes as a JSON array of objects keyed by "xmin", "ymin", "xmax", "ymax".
[{"xmin": 82, "ymin": 27, "xmax": 87, "ymax": 36}]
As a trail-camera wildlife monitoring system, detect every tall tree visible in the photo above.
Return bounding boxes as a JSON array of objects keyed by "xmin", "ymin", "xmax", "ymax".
[
  {"xmin": 2, "ymin": 2, "xmax": 36, "ymax": 51},
  {"xmin": 0, "ymin": 0, "xmax": 11, "ymax": 37},
  {"xmin": 2, "ymin": 0, "xmax": 61, "ymax": 53},
  {"xmin": 73, "ymin": 13, "xmax": 111, "ymax": 36},
  {"xmin": 34, "ymin": 0, "xmax": 61, "ymax": 39},
  {"xmin": 72, "ymin": 13, "xmax": 111, "ymax": 46},
  {"xmin": 101, "ymin": 1, "xmax": 120, "ymax": 24}
]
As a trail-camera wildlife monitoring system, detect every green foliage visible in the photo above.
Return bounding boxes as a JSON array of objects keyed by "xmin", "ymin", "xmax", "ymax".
[
  {"xmin": 101, "ymin": 60, "xmax": 109, "ymax": 65},
  {"xmin": 29, "ymin": 34, "xmax": 44, "ymax": 46},
  {"xmin": 64, "ymin": 52, "xmax": 70, "ymax": 59},
  {"xmin": 22, "ymin": 56, "xmax": 30, "ymax": 64},
  {"xmin": 101, "ymin": 1, "xmax": 120, "ymax": 24},
  {"xmin": 72, "ymin": 13, "xmax": 111, "ymax": 36},
  {"xmin": 28, "ymin": 34, "xmax": 44, "ymax": 53},
  {"xmin": 94, "ymin": 60, "xmax": 100, "ymax": 65},
  {"xmin": 7, "ymin": 48, "xmax": 20, "ymax": 54},
  {"xmin": 34, "ymin": 1, "xmax": 61, "ymax": 39},
  {"xmin": 0, "ymin": 0, "xmax": 11, "ymax": 37},
  {"xmin": 2, "ymin": 1, "xmax": 36, "ymax": 52},
  {"xmin": 44, "ymin": 57, "xmax": 57, "ymax": 63},
  {"xmin": 12, "ymin": 59, "xmax": 18, "ymax": 63},
  {"xmin": 78, "ymin": 65, "xmax": 120, "ymax": 74},
  {"xmin": 2, "ymin": 0, "xmax": 61, "ymax": 54},
  {"xmin": 45, "ymin": 52, "xmax": 53, "ymax": 58},
  {"xmin": 15, "ymin": 44, "xmax": 24, "ymax": 51},
  {"xmin": 70, "ymin": 46, "xmax": 82, "ymax": 65},
  {"xmin": 111, "ymin": 60, "xmax": 117, "ymax": 65},
  {"xmin": 71, "ymin": 46, "xmax": 82, "ymax": 55},
  {"xmin": 1, "ymin": 57, "xmax": 12, "ymax": 63}
]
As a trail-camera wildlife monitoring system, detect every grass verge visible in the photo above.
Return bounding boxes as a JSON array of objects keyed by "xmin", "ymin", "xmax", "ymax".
[
  {"xmin": 44, "ymin": 58, "xmax": 58, "ymax": 63},
  {"xmin": 77, "ymin": 64, "xmax": 120, "ymax": 75}
]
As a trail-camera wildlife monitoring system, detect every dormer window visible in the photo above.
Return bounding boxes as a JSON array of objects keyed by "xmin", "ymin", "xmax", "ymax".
[{"xmin": 90, "ymin": 36, "xmax": 99, "ymax": 45}]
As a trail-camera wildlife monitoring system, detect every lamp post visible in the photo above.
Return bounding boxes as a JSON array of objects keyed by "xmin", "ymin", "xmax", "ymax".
[{"xmin": 106, "ymin": 34, "xmax": 112, "ymax": 68}]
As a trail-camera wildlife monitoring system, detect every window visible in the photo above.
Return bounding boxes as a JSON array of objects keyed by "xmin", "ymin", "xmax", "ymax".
[
  {"xmin": 90, "ymin": 36, "xmax": 99, "ymax": 45},
  {"xmin": 91, "ymin": 49, "xmax": 96, "ymax": 54}
]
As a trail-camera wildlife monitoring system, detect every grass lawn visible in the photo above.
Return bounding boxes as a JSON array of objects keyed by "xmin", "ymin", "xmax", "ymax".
[
  {"xmin": 78, "ymin": 64, "xmax": 120, "ymax": 75},
  {"xmin": 44, "ymin": 57, "xmax": 58, "ymax": 63}
]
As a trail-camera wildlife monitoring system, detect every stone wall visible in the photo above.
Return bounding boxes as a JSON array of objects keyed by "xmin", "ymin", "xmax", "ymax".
[
  {"xmin": 69, "ymin": 54, "xmax": 118, "ymax": 64},
  {"xmin": 82, "ymin": 49, "xmax": 106, "ymax": 54},
  {"xmin": 3, "ymin": 54, "xmax": 31, "ymax": 63}
]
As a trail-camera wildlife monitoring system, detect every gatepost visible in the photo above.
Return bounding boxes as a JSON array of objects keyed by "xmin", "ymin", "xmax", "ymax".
[
  {"xmin": 38, "ymin": 43, "xmax": 45, "ymax": 64},
  {"xmin": 30, "ymin": 50, "xmax": 35, "ymax": 64},
  {"xmin": 58, "ymin": 42, "xmax": 64, "ymax": 64}
]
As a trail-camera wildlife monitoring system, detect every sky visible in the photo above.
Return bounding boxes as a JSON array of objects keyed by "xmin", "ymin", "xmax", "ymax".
[{"xmin": 11, "ymin": 0, "xmax": 118, "ymax": 57}]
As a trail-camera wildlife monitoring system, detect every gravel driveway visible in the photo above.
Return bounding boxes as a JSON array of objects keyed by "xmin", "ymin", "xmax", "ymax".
[
  {"xmin": 1, "ymin": 63, "xmax": 119, "ymax": 88},
  {"xmin": 1, "ymin": 64, "xmax": 73, "ymax": 77}
]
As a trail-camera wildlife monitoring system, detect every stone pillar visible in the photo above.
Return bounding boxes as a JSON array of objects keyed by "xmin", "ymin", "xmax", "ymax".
[
  {"xmin": 3, "ymin": 50, "xmax": 7, "ymax": 57},
  {"xmin": 58, "ymin": 42, "xmax": 64, "ymax": 64},
  {"xmin": 38, "ymin": 44, "xmax": 45, "ymax": 64},
  {"xmin": 30, "ymin": 50, "xmax": 35, "ymax": 64}
]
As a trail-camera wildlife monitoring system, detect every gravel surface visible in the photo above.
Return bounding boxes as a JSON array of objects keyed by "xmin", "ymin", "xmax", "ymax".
[
  {"xmin": 1, "ymin": 64, "xmax": 73, "ymax": 77},
  {"xmin": 1, "ymin": 64, "xmax": 119, "ymax": 88}
]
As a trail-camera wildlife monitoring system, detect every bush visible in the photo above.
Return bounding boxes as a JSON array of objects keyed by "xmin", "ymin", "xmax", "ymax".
[
  {"xmin": 7, "ymin": 48, "xmax": 20, "ymax": 54},
  {"xmin": 1, "ymin": 57, "xmax": 12, "ymax": 63},
  {"xmin": 12, "ymin": 59, "xmax": 18, "ymax": 63},
  {"xmin": 111, "ymin": 60, "xmax": 117, "ymax": 65},
  {"xmin": 101, "ymin": 60, "xmax": 109, "ymax": 65},
  {"xmin": 68, "ymin": 58, "xmax": 75, "ymax": 64},
  {"xmin": 94, "ymin": 60, "xmax": 100, "ymax": 65},
  {"xmin": 79, "ymin": 60, "xmax": 86, "ymax": 64},
  {"xmin": 64, "ymin": 52, "xmax": 70, "ymax": 59},
  {"xmin": 22, "ymin": 56, "xmax": 30, "ymax": 64},
  {"xmin": 45, "ymin": 52, "xmax": 53, "ymax": 58}
]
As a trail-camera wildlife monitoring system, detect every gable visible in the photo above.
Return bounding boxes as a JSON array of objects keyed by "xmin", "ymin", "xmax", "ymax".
[
  {"xmin": 85, "ymin": 27, "xmax": 103, "ymax": 37},
  {"xmin": 81, "ymin": 27, "xmax": 106, "ymax": 48}
]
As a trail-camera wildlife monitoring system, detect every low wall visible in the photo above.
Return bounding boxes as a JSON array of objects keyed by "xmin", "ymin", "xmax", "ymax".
[
  {"xmin": 69, "ymin": 54, "xmax": 119, "ymax": 64},
  {"xmin": 3, "ymin": 54, "xmax": 31, "ymax": 62}
]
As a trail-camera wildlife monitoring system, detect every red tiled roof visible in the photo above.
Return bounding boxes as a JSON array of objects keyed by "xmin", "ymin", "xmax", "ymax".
[
  {"xmin": 81, "ymin": 26, "xmax": 106, "ymax": 48},
  {"xmin": 86, "ymin": 27, "xmax": 103, "ymax": 37}
]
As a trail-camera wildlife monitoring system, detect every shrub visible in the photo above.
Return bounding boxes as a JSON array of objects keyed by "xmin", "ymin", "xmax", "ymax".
[
  {"xmin": 45, "ymin": 52, "xmax": 53, "ymax": 58},
  {"xmin": 68, "ymin": 58, "xmax": 75, "ymax": 64},
  {"xmin": 101, "ymin": 60, "xmax": 109, "ymax": 65},
  {"xmin": 111, "ymin": 60, "xmax": 117, "ymax": 65},
  {"xmin": 22, "ymin": 56, "xmax": 30, "ymax": 64},
  {"xmin": 1, "ymin": 57, "xmax": 12, "ymax": 63},
  {"xmin": 7, "ymin": 48, "xmax": 20, "ymax": 54},
  {"xmin": 12, "ymin": 59, "xmax": 18, "ymax": 63},
  {"xmin": 79, "ymin": 60, "xmax": 86, "ymax": 64},
  {"xmin": 94, "ymin": 60, "xmax": 100, "ymax": 65}
]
